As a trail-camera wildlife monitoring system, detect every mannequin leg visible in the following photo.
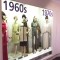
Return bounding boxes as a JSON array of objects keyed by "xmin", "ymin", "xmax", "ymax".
[
  {"xmin": 20, "ymin": 46, "xmax": 24, "ymax": 56},
  {"xmin": 14, "ymin": 44, "xmax": 18, "ymax": 54},
  {"xmin": 23, "ymin": 46, "xmax": 26, "ymax": 56}
]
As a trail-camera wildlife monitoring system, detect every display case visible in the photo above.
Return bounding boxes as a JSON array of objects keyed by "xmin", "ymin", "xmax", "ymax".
[{"xmin": 1, "ymin": 0, "xmax": 53, "ymax": 60}]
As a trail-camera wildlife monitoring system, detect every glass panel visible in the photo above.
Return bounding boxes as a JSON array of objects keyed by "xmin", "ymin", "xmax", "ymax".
[{"xmin": 2, "ymin": 0, "xmax": 53, "ymax": 60}]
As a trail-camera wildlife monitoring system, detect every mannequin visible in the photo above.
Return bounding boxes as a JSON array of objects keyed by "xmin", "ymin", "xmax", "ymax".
[
  {"xmin": 42, "ymin": 16, "xmax": 51, "ymax": 49},
  {"xmin": 12, "ymin": 16, "xmax": 20, "ymax": 54},
  {"xmin": 31, "ymin": 16, "xmax": 40, "ymax": 53},
  {"xmin": 2, "ymin": 11, "xmax": 8, "ymax": 60},
  {"xmin": 20, "ymin": 14, "xmax": 29, "ymax": 56}
]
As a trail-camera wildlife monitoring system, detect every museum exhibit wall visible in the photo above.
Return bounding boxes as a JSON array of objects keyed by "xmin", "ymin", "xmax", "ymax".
[{"xmin": 0, "ymin": 0, "xmax": 60, "ymax": 60}]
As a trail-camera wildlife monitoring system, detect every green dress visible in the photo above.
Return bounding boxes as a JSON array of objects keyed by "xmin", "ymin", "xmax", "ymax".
[{"xmin": 12, "ymin": 22, "xmax": 20, "ymax": 44}]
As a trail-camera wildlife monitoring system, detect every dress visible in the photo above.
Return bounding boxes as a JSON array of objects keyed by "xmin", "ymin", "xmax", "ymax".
[
  {"xmin": 42, "ymin": 23, "xmax": 51, "ymax": 49},
  {"xmin": 2, "ymin": 21, "xmax": 8, "ymax": 60},
  {"xmin": 12, "ymin": 22, "xmax": 20, "ymax": 44}
]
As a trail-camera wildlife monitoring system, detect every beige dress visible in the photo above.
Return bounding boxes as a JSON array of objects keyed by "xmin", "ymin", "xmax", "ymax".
[
  {"xmin": 42, "ymin": 23, "xmax": 51, "ymax": 49},
  {"xmin": 12, "ymin": 22, "xmax": 20, "ymax": 44}
]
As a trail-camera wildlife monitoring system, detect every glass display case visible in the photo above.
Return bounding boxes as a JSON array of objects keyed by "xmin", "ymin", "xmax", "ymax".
[{"xmin": 2, "ymin": 0, "xmax": 53, "ymax": 60}]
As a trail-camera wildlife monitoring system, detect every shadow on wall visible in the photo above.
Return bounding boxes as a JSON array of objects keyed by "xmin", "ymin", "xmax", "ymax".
[{"xmin": 13, "ymin": 0, "xmax": 52, "ymax": 8}]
